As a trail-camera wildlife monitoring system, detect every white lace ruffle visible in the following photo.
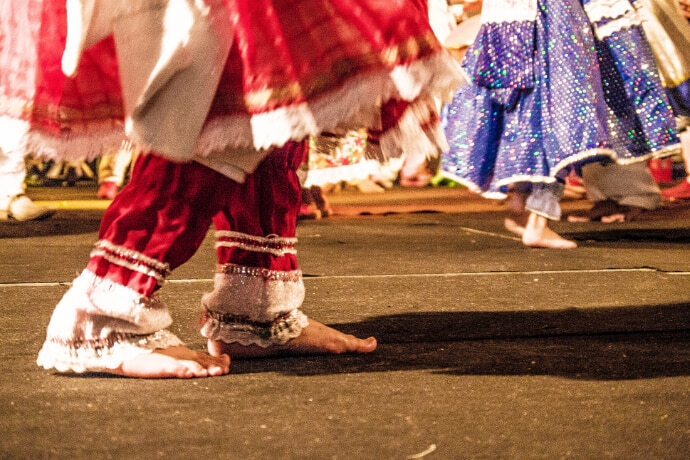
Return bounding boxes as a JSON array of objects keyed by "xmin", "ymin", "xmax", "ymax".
[
  {"xmin": 73, "ymin": 269, "xmax": 172, "ymax": 327},
  {"xmin": 6, "ymin": 49, "xmax": 463, "ymax": 170},
  {"xmin": 36, "ymin": 269, "xmax": 177, "ymax": 373},
  {"xmin": 193, "ymin": 51, "xmax": 465, "ymax": 157},
  {"xmin": 584, "ymin": 0, "xmax": 635, "ymax": 23},
  {"xmin": 0, "ymin": 115, "xmax": 126, "ymax": 162},
  {"xmin": 480, "ymin": 0, "xmax": 538, "ymax": 23},
  {"xmin": 201, "ymin": 268, "xmax": 305, "ymax": 322},
  {"xmin": 199, "ymin": 264, "xmax": 307, "ymax": 346},
  {"xmin": 582, "ymin": 0, "xmax": 643, "ymax": 39},
  {"xmin": 441, "ymin": 142, "xmax": 680, "ymax": 200},
  {"xmin": 592, "ymin": 14, "xmax": 643, "ymax": 39},
  {"xmin": 199, "ymin": 309, "xmax": 309, "ymax": 348},
  {"xmin": 36, "ymin": 329, "xmax": 183, "ymax": 373}
]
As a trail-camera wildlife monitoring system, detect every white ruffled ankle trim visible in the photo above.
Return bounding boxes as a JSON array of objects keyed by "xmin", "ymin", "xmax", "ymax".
[
  {"xmin": 36, "ymin": 269, "xmax": 179, "ymax": 373},
  {"xmin": 37, "ymin": 329, "xmax": 183, "ymax": 373},
  {"xmin": 199, "ymin": 309, "xmax": 309, "ymax": 348}
]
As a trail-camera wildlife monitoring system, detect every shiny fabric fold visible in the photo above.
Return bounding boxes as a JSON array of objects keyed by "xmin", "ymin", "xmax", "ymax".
[
  {"xmin": 440, "ymin": 0, "xmax": 678, "ymax": 199},
  {"xmin": 467, "ymin": 21, "xmax": 536, "ymax": 90}
]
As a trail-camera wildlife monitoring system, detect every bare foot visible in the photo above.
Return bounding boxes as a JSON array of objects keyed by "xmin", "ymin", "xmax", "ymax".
[
  {"xmin": 504, "ymin": 213, "xmax": 528, "ymax": 237},
  {"xmin": 110, "ymin": 346, "xmax": 230, "ymax": 378},
  {"xmin": 310, "ymin": 185, "xmax": 333, "ymax": 217},
  {"xmin": 207, "ymin": 318, "xmax": 377, "ymax": 358},
  {"xmin": 600, "ymin": 213, "xmax": 626, "ymax": 223},
  {"xmin": 522, "ymin": 213, "xmax": 577, "ymax": 249},
  {"xmin": 504, "ymin": 192, "xmax": 529, "ymax": 236},
  {"xmin": 566, "ymin": 200, "xmax": 635, "ymax": 223}
]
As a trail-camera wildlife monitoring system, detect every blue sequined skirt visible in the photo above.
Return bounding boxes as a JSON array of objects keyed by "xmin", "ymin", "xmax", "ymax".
[{"xmin": 441, "ymin": 0, "xmax": 679, "ymax": 197}]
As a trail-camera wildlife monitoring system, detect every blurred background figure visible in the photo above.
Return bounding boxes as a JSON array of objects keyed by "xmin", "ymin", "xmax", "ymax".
[
  {"xmin": 97, "ymin": 142, "xmax": 139, "ymax": 200},
  {"xmin": 299, "ymin": 130, "xmax": 381, "ymax": 219},
  {"xmin": 634, "ymin": 0, "xmax": 690, "ymax": 200},
  {"xmin": 568, "ymin": 162, "xmax": 662, "ymax": 222},
  {"xmin": 44, "ymin": 160, "xmax": 95, "ymax": 186},
  {"xmin": 0, "ymin": 147, "xmax": 54, "ymax": 221},
  {"xmin": 440, "ymin": 0, "xmax": 680, "ymax": 248}
]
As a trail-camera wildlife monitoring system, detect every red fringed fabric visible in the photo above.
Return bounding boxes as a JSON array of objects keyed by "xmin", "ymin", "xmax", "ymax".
[{"xmin": 0, "ymin": 0, "xmax": 458, "ymax": 162}]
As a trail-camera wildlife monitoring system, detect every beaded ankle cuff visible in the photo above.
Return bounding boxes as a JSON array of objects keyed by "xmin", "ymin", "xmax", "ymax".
[
  {"xmin": 199, "ymin": 309, "xmax": 308, "ymax": 347},
  {"xmin": 199, "ymin": 263, "xmax": 307, "ymax": 347}
]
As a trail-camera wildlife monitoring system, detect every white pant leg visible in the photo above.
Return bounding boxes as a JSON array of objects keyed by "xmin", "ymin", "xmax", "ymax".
[
  {"xmin": 0, "ymin": 148, "xmax": 26, "ymax": 199},
  {"xmin": 582, "ymin": 161, "xmax": 661, "ymax": 209}
]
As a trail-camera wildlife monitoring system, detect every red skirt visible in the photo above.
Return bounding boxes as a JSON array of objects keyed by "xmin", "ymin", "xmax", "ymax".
[{"xmin": 0, "ymin": 0, "xmax": 461, "ymax": 164}]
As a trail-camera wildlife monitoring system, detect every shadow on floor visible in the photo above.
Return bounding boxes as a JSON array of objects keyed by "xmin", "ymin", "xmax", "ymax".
[
  {"xmin": 48, "ymin": 305, "xmax": 690, "ymax": 381},
  {"xmin": 229, "ymin": 330, "xmax": 689, "ymax": 380},
  {"xmin": 227, "ymin": 304, "xmax": 690, "ymax": 379},
  {"xmin": 0, "ymin": 211, "xmax": 103, "ymax": 238},
  {"xmin": 562, "ymin": 227, "xmax": 690, "ymax": 244}
]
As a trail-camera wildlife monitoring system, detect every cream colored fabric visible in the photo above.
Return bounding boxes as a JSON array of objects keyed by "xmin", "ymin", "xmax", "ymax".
[
  {"xmin": 427, "ymin": 0, "xmax": 456, "ymax": 43},
  {"xmin": 582, "ymin": 162, "xmax": 661, "ymax": 210},
  {"xmin": 0, "ymin": 147, "xmax": 26, "ymax": 198},
  {"xmin": 635, "ymin": 0, "xmax": 690, "ymax": 88},
  {"xmin": 479, "ymin": 0, "xmax": 538, "ymax": 24},
  {"xmin": 63, "ymin": 0, "xmax": 233, "ymax": 163}
]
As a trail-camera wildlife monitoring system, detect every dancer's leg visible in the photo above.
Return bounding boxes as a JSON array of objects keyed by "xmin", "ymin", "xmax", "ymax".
[
  {"xmin": 503, "ymin": 184, "xmax": 531, "ymax": 237},
  {"xmin": 522, "ymin": 181, "xmax": 577, "ymax": 248},
  {"xmin": 0, "ymin": 147, "xmax": 54, "ymax": 221},
  {"xmin": 200, "ymin": 142, "xmax": 377, "ymax": 358},
  {"xmin": 37, "ymin": 154, "xmax": 231, "ymax": 378}
]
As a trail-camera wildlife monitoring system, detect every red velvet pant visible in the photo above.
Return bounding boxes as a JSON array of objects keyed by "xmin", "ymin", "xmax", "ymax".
[{"xmin": 86, "ymin": 141, "xmax": 306, "ymax": 297}]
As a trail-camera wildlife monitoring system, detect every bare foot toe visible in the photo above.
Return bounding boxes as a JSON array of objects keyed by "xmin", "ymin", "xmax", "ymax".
[
  {"xmin": 600, "ymin": 213, "xmax": 626, "ymax": 223},
  {"xmin": 523, "ymin": 229, "xmax": 577, "ymax": 249},
  {"xmin": 111, "ymin": 346, "xmax": 230, "ymax": 378},
  {"xmin": 504, "ymin": 216, "xmax": 527, "ymax": 236},
  {"xmin": 566, "ymin": 215, "xmax": 591, "ymax": 223},
  {"xmin": 208, "ymin": 318, "xmax": 377, "ymax": 359},
  {"xmin": 522, "ymin": 213, "xmax": 577, "ymax": 249}
]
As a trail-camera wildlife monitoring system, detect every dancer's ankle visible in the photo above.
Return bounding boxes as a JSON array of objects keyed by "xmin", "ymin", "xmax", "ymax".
[
  {"xmin": 522, "ymin": 213, "xmax": 577, "ymax": 249},
  {"xmin": 207, "ymin": 317, "xmax": 377, "ymax": 358}
]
